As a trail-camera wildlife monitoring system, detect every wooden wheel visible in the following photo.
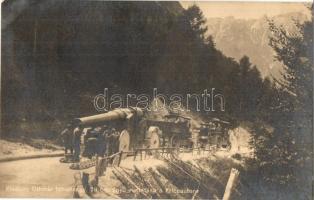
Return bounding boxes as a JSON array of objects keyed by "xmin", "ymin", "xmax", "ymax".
[
  {"xmin": 170, "ymin": 134, "xmax": 181, "ymax": 157},
  {"xmin": 119, "ymin": 129, "xmax": 130, "ymax": 160},
  {"xmin": 146, "ymin": 126, "xmax": 161, "ymax": 149},
  {"xmin": 170, "ymin": 134, "xmax": 181, "ymax": 148}
]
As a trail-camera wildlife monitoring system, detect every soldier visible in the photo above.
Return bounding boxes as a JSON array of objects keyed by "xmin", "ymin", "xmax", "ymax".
[
  {"xmin": 73, "ymin": 125, "xmax": 83, "ymax": 162},
  {"xmin": 102, "ymin": 128, "xmax": 109, "ymax": 156},
  {"xmin": 105, "ymin": 128, "xmax": 114, "ymax": 156},
  {"xmin": 111, "ymin": 128, "xmax": 120, "ymax": 154},
  {"xmin": 106, "ymin": 127, "xmax": 120, "ymax": 155},
  {"xmin": 85, "ymin": 140, "xmax": 96, "ymax": 159},
  {"xmin": 90, "ymin": 126, "xmax": 104, "ymax": 158},
  {"xmin": 60, "ymin": 124, "xmax": 73, "ymax": 155},
  {"xmin": 82, "ymin": 128, "xmax": 92, "ymax": 158},
  {"xmin": 98, "ymin": 125, "xmax": 108, "ymax": 157},
  {"xmin": 105, "ymin": 128, "xmax": 112, "ymax": 156}
]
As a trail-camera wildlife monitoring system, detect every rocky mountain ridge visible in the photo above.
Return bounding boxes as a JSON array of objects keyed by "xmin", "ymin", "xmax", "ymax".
[{"xmin": 206, "ymin": 12, "xmax": 309, "ymax": 78}]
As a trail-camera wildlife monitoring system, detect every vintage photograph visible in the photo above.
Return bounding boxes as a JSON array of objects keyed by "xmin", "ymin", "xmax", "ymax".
[{"xmin": 1, "ymin": 0, "xmax": 313, "ymax": 199}]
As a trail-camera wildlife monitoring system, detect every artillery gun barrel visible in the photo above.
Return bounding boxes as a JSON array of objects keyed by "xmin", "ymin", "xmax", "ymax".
[{"xmin": 73, "ymin": 107, "xmax": 143, "ymax": 126}]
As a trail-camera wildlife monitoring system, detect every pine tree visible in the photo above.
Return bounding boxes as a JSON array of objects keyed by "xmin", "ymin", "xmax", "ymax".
[
  {"xmin": 182, "ymin": 4, "xmax": 208, "ymax": 41},
  {"xmin": 250, "ymin": 7, "xmax": 313, "ymax": 198}
]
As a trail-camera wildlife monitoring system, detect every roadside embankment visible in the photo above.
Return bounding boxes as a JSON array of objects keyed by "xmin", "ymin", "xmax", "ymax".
[{"xmin": 0, "ymin": 139, "xmax": 63, "ymax": 162}]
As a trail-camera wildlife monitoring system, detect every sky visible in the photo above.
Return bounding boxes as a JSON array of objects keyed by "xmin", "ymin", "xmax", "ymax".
[{"xmin": 180, "ymin": 2, "xmax": 312, "ymax": 19}]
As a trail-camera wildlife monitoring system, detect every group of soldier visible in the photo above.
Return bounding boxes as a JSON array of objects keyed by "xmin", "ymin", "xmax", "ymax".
[
  {"xmin": 60, "ymin": 124, "xmax": 82, "ymax": 161},
  {"xmin": 83, "ymin": 125, "xmax": 120, "ymax": 159},
  {"xmin": 60, "ymin": 124, "xmax": 120, "ymax": 162}
]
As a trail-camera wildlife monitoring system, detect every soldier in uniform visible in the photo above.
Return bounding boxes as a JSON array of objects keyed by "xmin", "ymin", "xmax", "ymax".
[
  {"xmin": 111, "ymin": 128, "xmax": 120, "ymax": 154},
  {"xmin": 104, "ymin": 128, "xmax": 109, "ymax": 156},
  {"xmin": 84, "ymin": 126, "xmax": 101, "ymax": 159},
  {"xmin": 60, "ymin": 124, "xmax": 74, "ymax": 155},
  {"xmin": 73, "ymin": 125, "xmax": 83, "ymax": 162},
  {"xmin": 97, "ymin": 125, "xmax": 108, "ymax": 157},
  {"xmin": 105, "ymin": 128, "xmax": 114, "ymax": 156},
  {"xmin": 106, "ymin": 127, "xmax": 120, "ymax": 155}
]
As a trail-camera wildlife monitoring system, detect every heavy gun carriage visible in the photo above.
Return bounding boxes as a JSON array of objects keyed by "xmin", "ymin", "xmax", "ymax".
[
  {"xmin": 73, "ymin": 107, "xmax": 144, "ymax": 155},
  {"xmin": 72, "ymin": 107, "xmax": 194, "ymax": 158},
  {"xmin": 70, "ymin": 107, "xmax": 231, "ymax": 161},
  {"xmin": 197, "ymin": 118, "xmax": 231, "ymax": 149},
  {"xmin": 144, "ymin": 114, "xmax": 193, "ymax": 149}
]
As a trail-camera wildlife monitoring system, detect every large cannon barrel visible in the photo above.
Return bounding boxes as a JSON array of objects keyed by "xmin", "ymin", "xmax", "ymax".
[{"xmin": 73, "ymin": 107, "xmax": 143, "ymax": 126}]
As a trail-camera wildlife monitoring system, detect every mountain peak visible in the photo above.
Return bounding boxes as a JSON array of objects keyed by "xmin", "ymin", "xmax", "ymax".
[{"xmin": 206, "ymin": 11, "xmax": 308, "ymax": 79}]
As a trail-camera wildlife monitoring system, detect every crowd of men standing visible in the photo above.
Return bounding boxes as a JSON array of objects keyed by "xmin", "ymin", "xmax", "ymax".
[{"xmin": 60, "ymin": 124, "xmax": 120, "ymax": 162}]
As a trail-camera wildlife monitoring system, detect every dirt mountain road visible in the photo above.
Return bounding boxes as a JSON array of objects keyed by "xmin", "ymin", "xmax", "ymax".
[{"xmin": 0, "ymin": 157, "xmax": 76, "ymax": 198}]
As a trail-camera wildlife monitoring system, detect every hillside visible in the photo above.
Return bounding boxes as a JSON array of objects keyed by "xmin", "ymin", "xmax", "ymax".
[
  {"xmin": 206, "ymin": 12, "xmax": 309, "ymax": 78},
  {"xmin": 2, "ymin": 1, "xmax": 271, "ymax": 138},
  {"xmin": 2, "ymin": 1, "xmax": 185, "ymax": 126}
]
